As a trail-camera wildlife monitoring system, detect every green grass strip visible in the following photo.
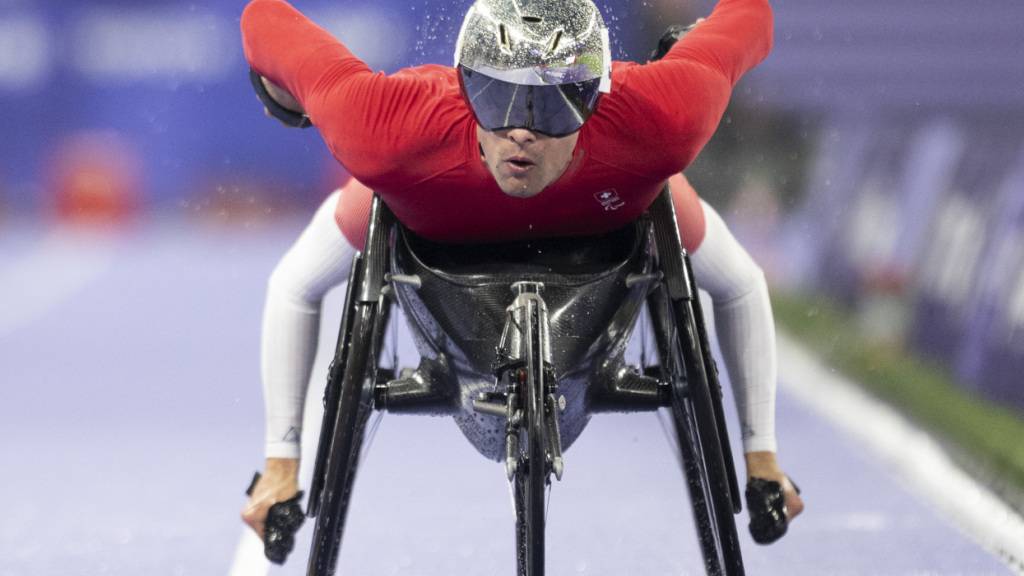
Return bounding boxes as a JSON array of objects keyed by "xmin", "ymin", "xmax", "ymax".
[{"xmin": 772, "ymin": 291, "xmax": 1024, "ymax": 498}]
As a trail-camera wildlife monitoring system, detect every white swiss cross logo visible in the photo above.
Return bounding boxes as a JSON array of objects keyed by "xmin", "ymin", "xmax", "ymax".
[{"xmin": 594, "ymin": 189, "xmax": 625, "ymax": 211}]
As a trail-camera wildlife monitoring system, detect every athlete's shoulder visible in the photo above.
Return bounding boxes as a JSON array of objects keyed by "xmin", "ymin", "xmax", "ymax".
[
  {"xmin": 390, "ymin": 64, "xmax": 461, "ymax": 92},
  {"xmin": 610, "ymin": 60, "xmax": 640, "ymax": 75},
  {"xmin": 600, "ymin": 60, "xmax": 677, "ymax": 115},
  {"xmin": 588, "ymin": 61, "xmax": 689, "ymax": 146},
  {"xmin": 393, "ymin": 63, "xmax": 457, "ymax": 79}
]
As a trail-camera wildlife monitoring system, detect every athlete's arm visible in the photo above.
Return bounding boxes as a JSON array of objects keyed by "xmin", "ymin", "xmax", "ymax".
[
  {"xmin": 689, "ymin": 198, "xmax": 777, "ymax": 456},
  {"xmin": 615, "ymin": 0, "xmax": 772, "ymax": 172},
  {"xmin": 684, "ymin": 187, "xmax": 803, "ymax": 524},
  {"xmin": 659, "ymin": 0, "xmax": 773, "ymax": 87},
  {"xmin": 241, "ymin": 0, "xmax": 371, "ymax": 113},
  {"xmin": 240, "ymin": 0, "xmax": 455, "ymax": 186},
  {"xmin": 242, "ymin": 190, "xmax": 358, "ymax": 535},
  {"xmin": 668, "ymin": 172, "xmax": 777, "ymax": 455}
]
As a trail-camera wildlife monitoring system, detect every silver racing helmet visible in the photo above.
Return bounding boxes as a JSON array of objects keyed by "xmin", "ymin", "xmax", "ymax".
[{"xmin": 455, "ymin": 0, "xmax": 612, "ymax": 137}]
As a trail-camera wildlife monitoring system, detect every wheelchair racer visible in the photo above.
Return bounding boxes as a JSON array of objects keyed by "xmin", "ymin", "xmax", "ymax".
[{"xmin": 239, "ymin": 0, "xmax": 804, "ymax": 556}]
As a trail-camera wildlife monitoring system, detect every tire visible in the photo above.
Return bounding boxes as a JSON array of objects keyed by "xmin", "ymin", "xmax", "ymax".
[
  {"xmin": 306, "ymin": 197, "xmax": 393, "ymax": 576},
  {"xmin": 306, "ymin": 303, "xmax": 382, "ymax": 576},
  {"xmin": 648, "ymin": 285, "xmax": 744, "ymax": 576},
  {"xmin": 308, "ymin": 256, "xmax": 363, "ymax": 519},
  {"xmin": 307, "ymin": 303, "xmax": 380, "ymax": 569},
  {"xmin": 514, "ymin": 301, "xmax": 548, "ymax": 576}
]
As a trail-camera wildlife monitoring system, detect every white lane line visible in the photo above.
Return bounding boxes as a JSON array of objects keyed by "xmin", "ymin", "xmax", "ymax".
[
  {"xmin": 777, "ymin": 331, "xmax": 1024, "ymax": 574},
  {"xmin": 0, "ymin": 229, "xmax": 116, "ymax": 340},
  {"xmin": 228, "ymin": 529, "xmax": 270, "ymax": 576}
]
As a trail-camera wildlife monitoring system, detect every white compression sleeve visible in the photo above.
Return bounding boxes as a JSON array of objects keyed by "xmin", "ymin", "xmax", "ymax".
[
  {"xmin": 690, "ymin": 200, "xmax": 778, "ymax": 454},
  {"xmin": 262, "ymin": 191, "xmax": 356, "ymax": 458}
]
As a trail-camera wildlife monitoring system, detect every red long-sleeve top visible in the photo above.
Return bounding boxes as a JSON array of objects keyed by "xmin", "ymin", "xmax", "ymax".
[{"xmin": 241, "ymin": 0, "xmax": 772, "ymax": 245}]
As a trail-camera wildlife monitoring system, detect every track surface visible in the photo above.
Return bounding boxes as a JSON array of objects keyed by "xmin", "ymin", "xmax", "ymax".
[{"xmin": 0, "ymin": 222, "xmax": 1014, "ymax": 576}]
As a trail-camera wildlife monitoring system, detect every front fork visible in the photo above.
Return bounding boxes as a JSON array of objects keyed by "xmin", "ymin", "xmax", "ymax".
[{"xmin": 474, "ymin": 282, "xmax": 564, "ymax": 483}]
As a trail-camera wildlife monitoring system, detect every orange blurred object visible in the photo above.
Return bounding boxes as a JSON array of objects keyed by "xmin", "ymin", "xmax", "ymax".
[{"xmin": 46, "ymin": 131, "xmax": 142, "ymax": 225}]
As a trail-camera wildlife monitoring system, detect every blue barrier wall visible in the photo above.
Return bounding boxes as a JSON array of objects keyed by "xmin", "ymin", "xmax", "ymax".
[
  {"xmin": 739, "ymin": 0, "xmax": 1024, "ymax": 412},
  {"xmin": 792, "ymin": 116, "xmax": 1024, "ymax": 411},
  {"xmin": 0, "ymin": 1, "xmax": 420, "ymax": 212}
]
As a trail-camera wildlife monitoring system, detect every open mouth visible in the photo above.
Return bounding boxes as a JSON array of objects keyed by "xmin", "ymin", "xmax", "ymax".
[{"xmin": 506, "ymin": 157, "xmax": 535, "ymax": 172}]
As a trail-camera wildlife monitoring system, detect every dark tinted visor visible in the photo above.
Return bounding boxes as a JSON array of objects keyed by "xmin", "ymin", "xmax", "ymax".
[{"xmin": 459, "ymin": 66, "xmax": 602, "ymax": 137}]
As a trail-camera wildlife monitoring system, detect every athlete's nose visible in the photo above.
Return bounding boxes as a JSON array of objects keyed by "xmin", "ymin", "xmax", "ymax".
[{"xmin": 506, "ymin": 128, "xmax": 538, "ymax": 145}]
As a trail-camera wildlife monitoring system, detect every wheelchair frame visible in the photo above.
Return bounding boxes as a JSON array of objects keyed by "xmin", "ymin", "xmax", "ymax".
[{"xmin": 303, "ymin": 187, "xmax": 745, "ymax": 576}]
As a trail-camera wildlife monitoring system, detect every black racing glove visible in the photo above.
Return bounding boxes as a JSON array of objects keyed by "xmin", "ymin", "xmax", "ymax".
[
  {"xmin": 264, "ymin": 493, "xmax": 305, "ymax": 564},
  {"xmin": 745, "ymin": 477, "xmax": 800, "ymax": 544},
  {"xmin": 648, "ymin": 23, "xmax": 699, "ymax": 63},
  {"xmin": 246, "ymin": 472, "xmax": 306, "ymax": 564}
]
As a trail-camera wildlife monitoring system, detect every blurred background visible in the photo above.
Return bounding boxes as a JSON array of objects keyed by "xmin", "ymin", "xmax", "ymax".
[{"xmin": 2, "ymin": 0, "xmax": 1024, "ymax": 574}]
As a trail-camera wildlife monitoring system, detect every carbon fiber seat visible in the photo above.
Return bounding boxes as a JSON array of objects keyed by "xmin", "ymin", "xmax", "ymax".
[{"xmin": 391, "ymin": 221, "xmax": 654, "ymax": 377}]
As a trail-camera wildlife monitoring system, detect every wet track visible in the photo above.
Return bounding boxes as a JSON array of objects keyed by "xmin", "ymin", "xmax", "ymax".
[{"xmin": 0, "ymin": 222, "xmax": 1018, "ymax": 576}]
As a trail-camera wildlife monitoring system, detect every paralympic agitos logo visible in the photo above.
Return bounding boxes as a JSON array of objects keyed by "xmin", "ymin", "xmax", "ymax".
[{"xmin": 594, "ymin": 189, "xmax": 625, "ymax": 211}]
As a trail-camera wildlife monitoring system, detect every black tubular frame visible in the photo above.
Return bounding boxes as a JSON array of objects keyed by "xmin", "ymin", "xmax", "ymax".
[{"xmin": 647, "ymin": 187, "xmax": 744, "ymax": 576}]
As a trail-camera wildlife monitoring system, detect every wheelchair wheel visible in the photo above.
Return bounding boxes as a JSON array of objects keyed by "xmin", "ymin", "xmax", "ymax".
[
  {"xmin": 306, "ymin": 295, "xmax": 390, "ymax": 575},
  {"xmin": 513, "ymin": 299, "xmax": 549, "ymax": 576},
  {"xmin": 647, "ymin": 284, "xmax": 744, "ymax": 576},
  {"xmin": 307, "ymin": 198, "xmax": 394, "ymax": 576}
]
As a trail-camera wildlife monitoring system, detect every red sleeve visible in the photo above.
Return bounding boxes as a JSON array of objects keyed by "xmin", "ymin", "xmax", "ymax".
[
  {"xmin": 240, "ymin": 0, "xmax": 463, "ymax": 187},
  {"xmin": 661, "ymin": 0, "xmax": 774, "ymax": 87},
  {"xmin": 608, "ymin": 0, "xmax": 773, "ymax": 173},
  {"xmin": 241, "ymin": 0, "xmax": 370, "ymax": 104}
]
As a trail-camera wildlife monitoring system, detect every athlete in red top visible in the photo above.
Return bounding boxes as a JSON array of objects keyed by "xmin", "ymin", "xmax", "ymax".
[
  {"xmin": 241, "ymin": 0, "xmax": 772, "ymax": 244},
  {"xmin": 238, "ymin": 0, "xmax": 803, "ymax": 562}
]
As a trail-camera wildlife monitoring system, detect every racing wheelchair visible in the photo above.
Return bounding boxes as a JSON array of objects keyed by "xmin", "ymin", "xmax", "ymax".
[{"xmin": 303, "ymin": 187, "xmax": 746, "ymax": 576}]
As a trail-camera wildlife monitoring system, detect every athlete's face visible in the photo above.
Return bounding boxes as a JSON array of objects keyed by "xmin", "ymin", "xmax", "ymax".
[{"xmin": 477, "ymin": 126, "xmax": 579, "ymax": 199}]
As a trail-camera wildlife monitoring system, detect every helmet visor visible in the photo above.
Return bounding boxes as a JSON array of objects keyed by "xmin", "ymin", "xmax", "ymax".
[{"xmin": 459, "ymin": 66, "xmax": 602, "ymax": 137}]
